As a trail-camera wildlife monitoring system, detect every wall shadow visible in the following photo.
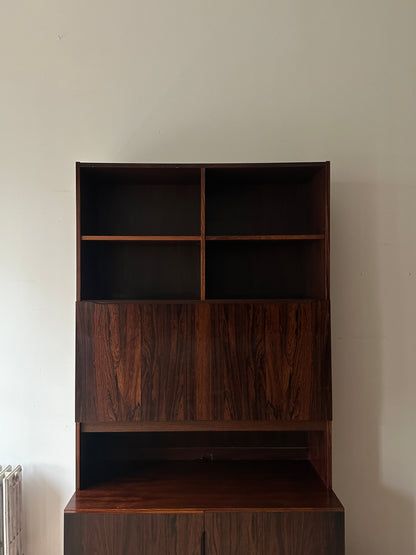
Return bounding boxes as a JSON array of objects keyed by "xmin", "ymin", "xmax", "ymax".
[{"xmin": 331, "ymin": 178, "xmax": 414, "ymax": 554}]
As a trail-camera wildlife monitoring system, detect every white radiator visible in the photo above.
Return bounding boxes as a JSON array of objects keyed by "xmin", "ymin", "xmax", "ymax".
[{"xmin": 0, "ymin": 466, "xmax": 23, "ymax": 555}]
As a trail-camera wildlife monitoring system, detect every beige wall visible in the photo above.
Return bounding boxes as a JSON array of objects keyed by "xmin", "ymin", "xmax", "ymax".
[{"xmin": 1, "ymin": 1, "xmax": 415, "ymax": 553}]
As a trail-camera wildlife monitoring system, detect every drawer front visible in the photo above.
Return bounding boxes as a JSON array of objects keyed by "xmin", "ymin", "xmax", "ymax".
[
  {"xmin": 64, "ymin": 513, "xmax": 204, "ymax": 555},
  {"xmin": 205, "ymin": 511, "xmax": 344, "ymax": 555},
  {"xmin": 76, "ymin": 301, "xmax": 331, "ymax": 422}
]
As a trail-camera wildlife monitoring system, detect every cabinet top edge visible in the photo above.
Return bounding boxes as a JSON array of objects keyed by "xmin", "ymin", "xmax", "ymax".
[
  {"xmin": 76, "ymin": 162, "xmax": 330, "ymax": 169},
  {"xmin": 76, "ymin": 299, "xmax": 330, "ymax": 305}
]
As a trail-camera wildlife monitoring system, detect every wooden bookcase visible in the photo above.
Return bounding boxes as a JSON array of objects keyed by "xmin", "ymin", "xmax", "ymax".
[{"xmin": 64, "ymin": 162, "xmax": 344, "ymax": 554}]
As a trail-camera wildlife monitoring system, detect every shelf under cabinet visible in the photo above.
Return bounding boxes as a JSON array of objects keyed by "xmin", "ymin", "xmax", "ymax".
[{"xmin": 66, "ymin": 460, "xmax": 342, "ymax": 513}]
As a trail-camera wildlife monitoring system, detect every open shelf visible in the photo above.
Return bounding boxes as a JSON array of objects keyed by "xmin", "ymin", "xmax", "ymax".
[
  {"xmin": 67, "ymin": 460, "xmax": 342, "ymax": 513},
  {"xmin": 78, "ymin": 430, "xmax": 312, "ymax": 488},
  {"xmin": 80, "ymin": 166, "xmax": 201, "ymax": 236},
  {"xmin": 81, "ymin": 241, "xmax": 200, "ymax": 300},
  {"xmin": 205, "ymin": 166, "xmax": 327, "ymax": 236},
  {"xmin": 206, "ymin": 240, "xmax": 325, "ymax": 299}
]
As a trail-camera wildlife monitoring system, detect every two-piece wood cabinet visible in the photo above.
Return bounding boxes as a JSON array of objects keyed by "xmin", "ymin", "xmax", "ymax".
[{"xmin": 64, "ymin": 162, "xmax": 344, "ymax": 554}]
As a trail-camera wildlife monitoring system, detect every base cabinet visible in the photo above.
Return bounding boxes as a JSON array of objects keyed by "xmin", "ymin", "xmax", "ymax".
[
  {"xmin": 64, "ymin": 511, "xmax": 344, "ymax": 555},
  {"xmin": 205, "ymin": 512, "xmax": 344, "ymax": 555},
  {"xmin": 64, "ymin": 513, "xmax": 204, "ymax": 555}
]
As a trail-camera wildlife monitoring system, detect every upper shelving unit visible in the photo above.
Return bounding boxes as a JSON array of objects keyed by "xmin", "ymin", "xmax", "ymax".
[{"xmin": 77, "ymin": 163, "xmax": 329, "ymax": 301}]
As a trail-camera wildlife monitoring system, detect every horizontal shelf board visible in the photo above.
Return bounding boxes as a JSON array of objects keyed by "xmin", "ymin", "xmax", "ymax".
[
  {"xmin": 65, "ymin": 460, "xmax": 343, "ymax": 513},
  {"xmin": 82, "ymin": 236, "xmax": 201, "ymax": 242},
  {"xmin": 206, "ymin": 235, "xmax": 325, "ymax": 241},
  {"xmin": 82, "ymin": 235, "xmax": 324, "ymax": 242},
  {"xmin": 80, "ymin": 421, "xmax": 328, "ymax": 433},
  {"xmin": 78, "ymin": 162, "xmax": 329, "ymax": 170},
  {"xmin": 79, "ymin": 298, "xmax": 324, "ymax": 304}
]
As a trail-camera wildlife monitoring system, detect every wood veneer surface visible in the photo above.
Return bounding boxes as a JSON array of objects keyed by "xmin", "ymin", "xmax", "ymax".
[
  {"xmin": 76, "ymin": 301, "xmax": 331, "ymax": 423},
  {"xmin": 65, "ymin": 513, "xmax": 204, "ymax": 555},
  {"xmin": 65, "ymin": 461, "xmax": 342, "ymax": 513},
  {"xmin": 205, "ymin": 511, "xmax": 344, "ymax": 555}
]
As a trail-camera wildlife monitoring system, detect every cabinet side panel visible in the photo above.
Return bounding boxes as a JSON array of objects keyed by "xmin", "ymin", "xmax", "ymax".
[
  {"xmin": 65, "ymin": 513, "xmax": 204, "ymax": 555},
  {"xmin": 309, "ymin": 421, "xmax": 332, "ymax": 487},
  {"xmin": 210, "ymin": 302, "xmax": 331, "ymax": 421},
  {"xmin": 205, "ymin": 511, "xmax": 344, "ymax": 555}
]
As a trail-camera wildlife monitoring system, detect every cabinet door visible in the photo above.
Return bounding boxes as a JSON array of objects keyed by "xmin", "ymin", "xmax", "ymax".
[
  {"xmin": 205, "ymin": 511, "xmax": 344, "ymax": 555},
  {"xmin": 76, "ymin": 302, "xmax": 199, "ymax": 422},
  {"xmin": 65, "ymin": 513, "xmax": 204, "ymax": 555},
  {"xmin": 209, "ymin": 302, "xmax": 331, "ymax": 421},
  {"xmin": 76, "ymin": 301, "xmax": 331, "ymax": 423}
]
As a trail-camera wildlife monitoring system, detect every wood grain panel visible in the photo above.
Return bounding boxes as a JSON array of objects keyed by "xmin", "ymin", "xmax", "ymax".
[
  {"xmin": 77, "ymin": 301, "xmax": 331, "ymax": 423},
  {"xmin": 81, "ymin": 421, "xmax": 327, "ymax": 432},
  {"xmin": 76, "ymin": 302, "xmax": 197, "ymax": 422},
  {"xmin": 65, "ymin": 513, "xmax": 203, "ymax": 555},
  {"xmin": 140, "ymin": 303, "xmax": 196, "ymax": 420},
  {"xmin": 210, "ymin": 302, "xmax": 331, "ymax": 421},
  {"xmin": 309, "ymin": 421, "xmax": 332, "ymax": 487},
  {"xmin": 195, "ymin": 303, "xmax": 211, "ymax": 420},
  {"xmin": 205, "ymin": 511, "xmax": 344, "ymax": 555}
]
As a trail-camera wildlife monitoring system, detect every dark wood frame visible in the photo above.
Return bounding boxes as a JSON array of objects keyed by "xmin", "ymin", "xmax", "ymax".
[{"xmin": 65, "ymin": 162, "xmax": 344, "ymax": 555}]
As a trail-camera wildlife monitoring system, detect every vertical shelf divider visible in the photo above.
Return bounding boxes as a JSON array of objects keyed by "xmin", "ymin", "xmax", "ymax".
[{"xmin": 201, "ymin": 168, "xmax": 206, "ymax": 300}]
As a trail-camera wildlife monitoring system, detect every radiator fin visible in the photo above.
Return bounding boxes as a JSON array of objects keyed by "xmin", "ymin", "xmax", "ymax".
[{"xmin": 0, "ymin": 466, "xmax": 23, "ymax": 555}]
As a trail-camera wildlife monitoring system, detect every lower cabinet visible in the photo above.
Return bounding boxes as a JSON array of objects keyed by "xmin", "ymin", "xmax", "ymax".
[
  {"xmin": 205, "ymin": 511, "xmax": 345, "ymax": 555},
  {"xmin": 64, "ymin": 511, "xmax": 344, "ymax": 555},
  {"xmin": 64, "ymin": 513, "xmax": 204, "ymax": 555}
]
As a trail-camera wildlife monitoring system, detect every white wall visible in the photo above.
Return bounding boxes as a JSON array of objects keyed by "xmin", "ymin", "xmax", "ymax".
[{"xmin": 1, "ymin": 1, "xmax": 415, "ymax": 553}]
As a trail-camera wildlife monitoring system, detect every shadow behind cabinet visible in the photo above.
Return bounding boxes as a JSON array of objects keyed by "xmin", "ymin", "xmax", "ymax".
[{"xmin": 64, "ymin": 162, "xmax": 345, "ymax": 554}]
